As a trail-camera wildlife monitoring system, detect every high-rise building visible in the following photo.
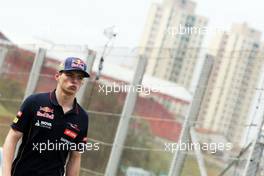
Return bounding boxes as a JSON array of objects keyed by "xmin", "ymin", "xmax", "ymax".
[
  {"xmin": 197, "ymin": 23, "xmax": 263, "ymax": 147},
  {"xmin": 139, "ymin": 0, "xmax": 208, "ymax": 90}
]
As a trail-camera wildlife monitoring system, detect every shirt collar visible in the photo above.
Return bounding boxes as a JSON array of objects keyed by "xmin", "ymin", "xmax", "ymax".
[{"xmin": 49, "ymin": 89, "xmax": 79, "ymax": 114}]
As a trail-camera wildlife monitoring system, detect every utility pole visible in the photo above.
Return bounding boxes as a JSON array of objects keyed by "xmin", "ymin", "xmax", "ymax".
[
  {"xmin": 105, "ymin": 56, "xmax": 147, "ymax": 176},
  {"xmin": 242, "ymin": 69, "xmax": 264, "ymax": 176}
]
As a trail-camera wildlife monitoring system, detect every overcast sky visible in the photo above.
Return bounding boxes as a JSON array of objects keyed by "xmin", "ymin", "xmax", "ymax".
[{"xmin": 0, "ymin": 0, "xmax": 263, "ymax": 49}]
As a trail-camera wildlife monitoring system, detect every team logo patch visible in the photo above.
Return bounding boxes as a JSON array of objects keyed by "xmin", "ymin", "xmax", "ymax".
[
  {"xmin": 36, "ymin": 106, "xmax": 54, "ymax": 119},
  {"xmin": 13, "ymin": 117, "xmax": 19, "ymax": 123},
  {"xmin": 64, "ymin": 129, "xmax": 78, "ymax": 139},
  {"xmin": 40, "ymin": 106, "xmax": 54, "ymax": 113}
]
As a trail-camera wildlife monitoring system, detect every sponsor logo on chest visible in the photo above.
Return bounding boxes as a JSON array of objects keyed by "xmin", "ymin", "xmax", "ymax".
[
  {"xmin": 36, "ymin": 106, "xmax": 54, "ymax": 120},
  {"xmin": 35, "ymin": 120, "xmax": 52, "ymax": 129}
]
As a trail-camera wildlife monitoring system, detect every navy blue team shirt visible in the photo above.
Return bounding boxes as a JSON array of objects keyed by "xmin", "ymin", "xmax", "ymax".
[{"xmin": 11, "ymin": 90, "xmax": 89, "ymax": 176}]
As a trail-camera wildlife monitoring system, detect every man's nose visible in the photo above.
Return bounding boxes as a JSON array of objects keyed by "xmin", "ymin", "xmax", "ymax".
[{"xmin": 70, "ymin": 76, "xmax": 79, "ymax": 82}]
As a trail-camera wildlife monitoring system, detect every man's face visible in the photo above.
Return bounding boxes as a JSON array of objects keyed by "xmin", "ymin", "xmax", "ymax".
[{"xmin": 55, "ymin": 71, "xmax": 85, "ymax": 95}]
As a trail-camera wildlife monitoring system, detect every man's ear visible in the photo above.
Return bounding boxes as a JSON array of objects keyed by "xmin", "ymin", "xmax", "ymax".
[{"xmin": 54, "ymin": 72, "xmax": 61, "ymax": 80}]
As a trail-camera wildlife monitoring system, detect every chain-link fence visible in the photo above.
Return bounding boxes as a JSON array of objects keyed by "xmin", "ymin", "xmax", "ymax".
[{"xmin": 0, "ymin": 44, "xmax": 264, "ymax": 176}]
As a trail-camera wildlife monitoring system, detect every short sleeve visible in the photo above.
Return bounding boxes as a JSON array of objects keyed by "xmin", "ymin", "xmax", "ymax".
[
  {"xmin": 75, "ymin": 122, "xmax": 88, "ymax": 145},
  {"xmin": 11, "ymin": 95, "xmax": 35, "ymax": 133},
  {"xmin": 73, "ymin": 113, "xmax": 89, "ymax": 152}
]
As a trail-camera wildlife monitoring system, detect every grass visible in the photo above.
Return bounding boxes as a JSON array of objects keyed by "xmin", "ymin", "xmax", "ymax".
[
  {"xmin": 182, "ymin": 155, "xmax": 200, "ymax": 176},
  {"xmin": 182, "ymin": 155, "xmax": 222, "ymax": 176}
]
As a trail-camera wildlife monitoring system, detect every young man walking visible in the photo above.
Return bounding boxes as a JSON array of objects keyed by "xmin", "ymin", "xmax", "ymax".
[{"xmin": 2, "ymin": 57, "xmax": 90, "ymax": 176}]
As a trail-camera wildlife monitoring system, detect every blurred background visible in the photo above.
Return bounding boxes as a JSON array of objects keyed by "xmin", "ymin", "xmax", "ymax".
[{"xmin": 0, "ymin": 0, "xmax": 264, "ymax": 176}]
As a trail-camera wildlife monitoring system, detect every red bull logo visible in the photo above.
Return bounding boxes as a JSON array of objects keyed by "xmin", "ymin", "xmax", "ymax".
[
  {"xmin": 39, "ymin": 106, "xmax": 54, "ymax": 113},
  {"xmin": 37, "ymin": 106, "xmax": 54, "ymax": 119},
  {"xmin": 71, "ymin": 59, "xmax": 85, "ymax": 70}
]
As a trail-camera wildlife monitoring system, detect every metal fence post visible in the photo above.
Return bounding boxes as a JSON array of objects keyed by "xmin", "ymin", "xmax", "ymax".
[
  {"xmin": 77, "ymin": 48, "xmax": 96, "ymax": 105},
  {"xmin": 105, "ymin": 55, "xmax": 147, "ymax": 176},
  {"xmin": 23, "ymin": 48, "xmax": 46, "ymax": 100},
  {"xmin": 0, "ymin": 47, "xmax": 8, "ymax": 74}
]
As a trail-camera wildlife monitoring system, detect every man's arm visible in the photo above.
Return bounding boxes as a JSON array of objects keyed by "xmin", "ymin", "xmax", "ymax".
[
  {"xmin": 65, "ymin": 151, "xmax": 81, "ymax": 176},
  {"xmin": 2, "ymin": 128, "xmax": 23, "ymax": 176}
]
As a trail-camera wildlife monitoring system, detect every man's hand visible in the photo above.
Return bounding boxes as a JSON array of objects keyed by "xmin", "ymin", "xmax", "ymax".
[
  {"xmin": 2, "ymin": 128, "xmax": 23, "ymax": 176},
  {"xmin": 66, "ymin": 151, "xmax": 81, "ymax": 176}
]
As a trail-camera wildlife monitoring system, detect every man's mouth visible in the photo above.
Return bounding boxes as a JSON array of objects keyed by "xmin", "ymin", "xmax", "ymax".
[{"xmin": 68, "ymin": 86, "xmax": 77, "ymax": 90}]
